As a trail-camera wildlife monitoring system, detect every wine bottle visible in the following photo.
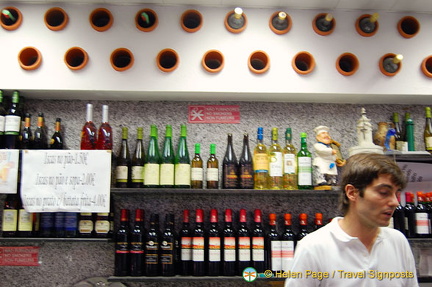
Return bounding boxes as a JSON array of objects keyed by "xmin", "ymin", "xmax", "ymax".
[
  {"xmin": 4, "ymin": 91, "xmax": 21, "ymax": 149},
  {"xmin": 253, "ymin": 127, "xmax": 269, "ymax": 190},
  {"xmin": 296, "ymin": 213, "xmax": 309, "ymax": 245},
  {"xmin": 191, "ymin": 143, "xmax": 204, "ymax": 189},
  {"xmin": 424, "ymin": 107, "xmax": 432, "ymax": 153},
  {"xmin": 383, "ymin": 54, "xmax": 403, "ymax": 74},
  {"xmin": 237, "ymin": 209, "xmax": 251, "ymax": 275},
  {"xmin": 207, "ymin": 209, "xmax": 221, "ymax": 276},
  {"xmin": 179, "ymin": 209, "xmax": 192, "ymax": 275},
  {"xmin": 392, "ymin": 112, "xmax": 406, "ymax": 152},
  {"xmin": 49, "ymin": 118, "xmax": 63, "ymax": 149},
  {"xmin": 96, "ymin": 105, "xmax": 113, "ymax": 150},
  {"xmin": 39, "ymin": 212, "xmax": 54, "ymax": 237},
  {"xmin": 297, "ymin": 133, "xmax": 313, "ymax": 189},
  {"xmin": 267, "ymin": 213, "xmax": 281, "ymax": 272},
  {"xmin": 314, "ymin": 213, "xmax": 323, "ymax": 230},
  {"xmin": 415, "ymin": 192, "xmax": 430, "ymax": 238},
  {"xmin": 161, "ymin": 214, "xmax": 177, "ymax": 276},
  {"xmin": 315, "ymin": 13, "xmax": 333, "ymax": 32},
  {"xmin": 222, "ymin": 133, "xmax": 239, "ymax": 189},
  {"xmin": 145, "ymin": 213, "xmax": 160, "ymax": 276},
  {"xmin": 192, "ymin": 208, "xmax": 206, "ymax": 276},
  {"xmin": 227, "ymin": 7, "xmax": 245, "ymax": 30},
  {"xmin": 251, "ymin": 209, "xmax": 265, "ymax": 273},
  {"xmin": 20, "ymin": 113, "xmax": 33, "ymax": 149},
  {"xmin": 175, "ymin": 124, "xmax": 191, "ymax": 188},
  {"xmin": 53, "ymin": 212, "xmax": 65, "ymax": 238},
  {"xmin": 115, "ymin": 127, "xmax": 131, "ymax": 188},
  {"xmin": 283, "ymin": 128, "xmax": 298, "ymax": 190},
  {"xmin": 78, "ymin": 212, "xmax": 94, "ymax": 237},
  {"xmin": 131, "ymin": 127, "xmax": 145, "ymax": 188},
  {"xmin": 206, "ymin": 144, "xmax": 219, "ymax": 189},
  {"xmin": 114, "ymin": 209, "xmax": 130, "ymax": 276},
  {"xmin": 0, "ymin": 90, "xmax": 7, "ymax": 148},
  {"xmin": 2, "ymin": 194, "xmax": 18, "ymax": 237},
  {"xmin": 239, "ymin": 133, "xmax": 254, "ymax": 189},
  {"xmin": 405, "ymin": 114, "xmax": 415, "ymax": 151},
  {"xmin": 144, "ymin": 125, "xmax": 160, "ymax": 188},
  {"xmin": 280, "ymin": 213, "xmax": 295, "ymax": 271},
  {"xmin": 80, "ymin": 103, "xmax": 97, "ymax": 150},
  {"xmin": 222, "ymin": 209, "xmax": 237, "ymax": 276},
  {"xmin": 271, "ymin": 11, "xmax": 288, "ymax": 31},
  {"xmin": 130, "ymin": 209, "xmax": 145, "ymax": 276},
  {"xmin": 160, "ymin": 125, "xmax": 175, "ymax": 188},
  {"xmin": 33, "ymin": 112, "xmax": 48, "ymax": 149},
  {"xmin": 32, "ymin": 213, "xmax": 40, "ymax": 237},
  {"xmin": 404, "ymin": 192, "xmax": 416, "ymax": 238},
  {"xmin": 359, "ymin": 12, "xmax": 379, "ymax": 34},
  {"xmin": 94, "ymin": 213, "xmax": 110, "ymax": 238},
  {"xmin": 64, "ymin": 212, "xmax": 78, "ymax": 238},
  {"xmin": 268, "ymin": 128, "xmax": 283, "ymax": 189},
  {"xmin": 392, "ymin": 193, "xmax": 405, "ymax": 235}
]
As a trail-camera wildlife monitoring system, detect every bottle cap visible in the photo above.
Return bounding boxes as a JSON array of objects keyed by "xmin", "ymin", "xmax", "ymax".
[
  {"xmin": 284, "ymin": 213, "xmax": 292, "ymax": 225},
  {"xmin": 183, "ymin": 209, "xmax": 190, "ymax": 223},
  {"xmin": 120, "ymin": 209, "xmax": 129, "ymax": 221},
  {"xmin": 239, "ymin": 209, "xmax": 247, "ymax": 222},
  {"xmin": 135, "ymin": 208, "xmax": 144, "ymax": 221},
  {"xmin": 299, "ymin": 213, "xmax": 308, "ymax": 225},
  {"xmin": 210, "ymin": 209, "xmax": 218, "ymax": 223},
  {"xmin": 254, "ymin": 209, "xmax": 262, "ymax": 223},
  {"xmin": 269, "ymin": 213, "xmax": 277, "ymax": 225},
  {"xmin": 225, "ymin": 209, "xmax": 233, "ymax": 222},
  {"xmin": 196, "ymin": 209, "xmax": 204, "ymax": 223}
]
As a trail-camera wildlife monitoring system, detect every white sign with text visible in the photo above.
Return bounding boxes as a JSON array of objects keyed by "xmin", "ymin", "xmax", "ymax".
[{"xmin": 21, "ymin": 150, "xmax": 111, "ymax": 213}]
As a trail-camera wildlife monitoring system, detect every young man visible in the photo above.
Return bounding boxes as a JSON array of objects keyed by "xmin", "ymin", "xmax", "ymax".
[{"xmin": 285, "ymin": 153, "xmax": 418, "ymax": 287}]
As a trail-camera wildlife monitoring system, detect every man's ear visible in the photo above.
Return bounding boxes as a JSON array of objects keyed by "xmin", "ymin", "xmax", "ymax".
[{"xmin": 345, "ymin": 184, "xmax": 358, "ymax": 202}]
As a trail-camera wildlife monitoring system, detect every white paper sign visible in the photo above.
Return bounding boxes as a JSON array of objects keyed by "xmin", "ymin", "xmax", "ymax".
[
  {"xmin": 20, "ymin": 150, "xmax": 111, "ymax": 213},
  {"xmin": 0, "ymin": 150, "xmax": 19, "ymax": 194}
]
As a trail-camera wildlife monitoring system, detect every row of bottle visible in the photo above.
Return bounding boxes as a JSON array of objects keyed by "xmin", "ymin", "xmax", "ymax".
[{"xmin": 114, "ymin": 208, "xmax": 323, "ymax": 277}]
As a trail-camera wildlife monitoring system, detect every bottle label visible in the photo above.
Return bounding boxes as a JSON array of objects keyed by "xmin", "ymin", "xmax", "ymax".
[
  {"xmin": 426, "ymin": 137, "xmax": 432, "ymax": 151},
  {"xmin": 145, "ymin": 241, "xmax": 159, "ymax": 264},
  {"xmin": 253, "ymin": 154, "xmax": 269, "ymax": 172},
  {"xmin": 115, "ymin": 166, "xmax": 128, "ymax": 182},
  {"xmin": 2, "ymin": 210, "xmax": 18, "ymax": 232},
  {"xmin": 181, "ymin": 237, "xmax": 192, "ymax": 261},
  {"xmin": 18, "ymin": 209, "xmax": 33, "ymax": 232},
  {"xmin": 175, "ymin": 164, "xmax": 191, "ymax": 185},
  {"xmin": 269, "ymin": 152, "xmax": 283, "ymax": 176},
  {"xmin": 192, "ymin": 237, "xmax": 205, "ymax": 262},
  {"xmin": 238, "ymin": 237, "xmax": 251, "ymax": 261},
  {"xmin": 271, "ymin": 240, "xmax": 282, "ymax": 271},
  {"xmin": 415, "ymin": 213, "xmax": 430, "ymax": 234},
  {"xmin": 160, "ymin": 163, "xmax": 174, "ymax": 185},
  {"xmin": 130, "ymin": 241, "xmax": 143, "ymax": 252},
  {"xmin": 161, "ymin": 241, "xmax": 174, "ymax": 264},
  {"xmin": 252, "ymin": 237, "xmax": 265, "ymax": 261},
  {"xmin": 0, "ymin": 115, "xmax": 5, "ymax": 133},
  {"xmin": 281, "ymin": 240, "xmax": 294, "ymax": 271},
  {"xmin": 207, "ymin": 168, "xmax": 219, "ymax": 181},
  {"xmin": 223, "ymin": 237, "xmax": 236, "ymax": 262},
  {"xmin": 223, "ymin": 163, "xmax": 238, "ymax": 188},
  {"xmin": 79, "ymin": 220, "xmax": 93, "ymax": 233},
  {"xmin": 208, "ymin": 237, "xmax": 221, "ymax": 262},
  {"xmin": 64, "ymin": 214, "xmax": 78, "ymax": 232},
  {"xmin": 131, "ymin": 166, "xmax": 144, "ymax": 183},
  {"xmin": 4, "ymin": 115, "xmax": 20, "ymax": 134},
  {"xmin": 240, "ymin": 164, "xmax": 254, "ymax": 189},
  {"xmin": 298, "ymin": 157, "xmax": 312, "ymax": 186},
  {"xmin": 95, "ymin": 220, "xmax": 110, "ymax": 234},
  {"xmin": 191, "ymin": 167, "xmax": 203, "ymax": 181},
  {"xmin": 283, "ymin": 154, "xmax": 296, "ymax": 174},
  {"xmin": 144, "ymin": 163, "xmax": 160, "ymax": 185}
]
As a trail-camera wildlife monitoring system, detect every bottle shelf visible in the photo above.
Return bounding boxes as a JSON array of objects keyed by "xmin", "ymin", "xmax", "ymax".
[
  {"xmin": 0, "ymin": 237, "xmax": 112, "ymax": 242},
  {"xmin": 108, "ymin": 275, "xmax": 284, "ymax": 282}
]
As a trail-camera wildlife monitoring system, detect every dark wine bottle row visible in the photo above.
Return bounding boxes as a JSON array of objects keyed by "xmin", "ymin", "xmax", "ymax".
[{"xmin": 114, "ymin": 208, "xmax": 325, "ymax": 277}]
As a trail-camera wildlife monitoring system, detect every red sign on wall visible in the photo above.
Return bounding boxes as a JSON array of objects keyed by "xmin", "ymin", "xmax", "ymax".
[
  {"xmin": 188, "ymin": 105, "xmax": 240, "ymax": 124},
  {"xmin": 0, "ymin": 246, "xmax": 40, "ymax": 266}
]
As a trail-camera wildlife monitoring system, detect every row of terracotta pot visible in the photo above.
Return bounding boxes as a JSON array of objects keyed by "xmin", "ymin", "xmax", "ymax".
[
  {"xmin": 0, "ymin": 6, "xmax": 421, "ymax": 38},
  {"xmin": 16, "ymin": 46, "xmax": 432, "ymax": 78}
]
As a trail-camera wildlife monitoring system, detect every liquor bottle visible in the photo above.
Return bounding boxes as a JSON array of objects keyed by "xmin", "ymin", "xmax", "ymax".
[
  {"xmin": 392, "ymin": 193, "xmax": 405, "ymax": 235},
  {"xmin": 266, "ymin": 213, "xmax": 281, "ymax": 272},
  {"xmin": 160, "ymin": 214, "xmax": 177, "ymax": 276},
  {"xmin": 175, "ymin": 124, "xmax": 191, "ymax": 188},
  {"xmin": 191, "ymin": 143, "xmax": 204, "ymax": 189},
  {"xmin": 64, "ymin": 212, "xmax": 78, "ymax": 238},
  {"xmin": 222, "ymin": 209, "xmax": 236, "ymax": 276},
  {"xmin": 0, "ymin": 90, "xmax": 6, "ymax": 148},
  {"xmin": 280, "ymin": 213, "xmax": 295, "ymax": 271},
  {"xmin": 2, "ymin": 194, "xmax": 18, "ymax": 237},
  {"xmin": 392, "ymin": 112, "xmax": 406, "ymax": 152},
  {"xmin": 130, "ymin": 209, "xmax": 145, "ymax": 276},
  {"xmin": 96, "ymin": 105, "xmax": 113, "ymax": 150},
  {"xmin": 4, "ymin": 91, "xmax": 21, "ymax": 149},
  {"xmin": 251, "ymin": 209, "xmax": 265, "ymax": 273},
  {"xmin": 144, "ymin": 125, "xmax": 160, "ymax": 188},
  {"xmin": 268, "ymin": 128, "xmax": 283, "ymax": 189},
  {"xmin": 53, "ymin": 212, "xmax": 65, "ymax": 237},
  {"xmin": 33, "ymin": 112, "xmax": 48, "ymax": 149},
  {"xmin": 296, "ymin": 213, "xmax": 309, "ymax": 245},
  {"xmin": 297, "ymin": 133, "xmax": 313, "ymax": 189},
  {"xmin": 160, "ymin": 125, "xmax": 175, "ymax": 188},
  {"xmin": 424, "ymin": 107, "xmax": 432, "ymax": 153},
  {"xmin": 80, "ymin": 103, "xmax": 97, "ymax": 150},
  {"xmin": 20, "ymin": 113, "xmax": 33, "ymax": 149},
  {"xmin": 237, "ymin": 209, "xmax": 251, "ymax": 275},
  {"xmin": 50, "ymin": 118, "xmax": 63, "ymax": 149},
  {"xmin": 207, "ymin": 209, "xmax": 221, "ymax": 276},
  {"xmin": 382, "ymin": 54, "xmax": 403, "ymax": 74},
  {"xmin": 114, "ymin": 209, "xmax": 130, "ymax": 276},
  {"xmin": 253, "ymin": 127, "xmax": 269, "ymax": 190},
  {"xmin": 179, "ymin": 209, "xmax": 193, "ymax": 275},
  {"xmin": 359, "ymin": 12, "xmax": 379, "ymax": 34},
  {"xmin": 145, "ymin": 213, "xmax": 160, "ymax": 276},
  {"xmin": 115, "ymin": 127, "xmax": 131, "ymax": 188},
  {"xmin": 131, "ymin": 127, "xmax": 145, "ymax": 188},
  {"xmin": 415, "ymin": 192, "xmax": 430, "ymax": 238},
  {"xmin": 283, "ymin": 128, "xmax": 298, "ymax": 190},
  {"xmin": 206, "ymin": 144, "xmax": 219, "ymax": 189},
  {"xmin": 404, "ymin": 192, "xmax": 416, "ymax": 238},
  {"xmin": 314, "ymin": 213, "xmax": 323, "ymax": 230},
  {"xmin": 94, "ymin": 213, "xmax": 110, "ymax": 238},
  {"xmin": 405, "ymin": 113, "xmax": 415, "ymax": 151},
  {"xmin": 39, "ymin": 213, "xmax": 55, "ymax": 237},
  {"xmin": 192, "ymin": 208, "xmax": 206, "ymax": 276},
  {"xmin": 222, "ymin": 134, "xmax": 239, "ymax": 189},
  {"xmin": 78, "ymin": 213, "xmax": 94, "ymax": 237},
  {"xmin": 239, "ymin": 133, "xmax": 254, "ymax": 189},
  {"xmin": 315, "ymin": 13, "xmax": 333, "ymax": 32}
]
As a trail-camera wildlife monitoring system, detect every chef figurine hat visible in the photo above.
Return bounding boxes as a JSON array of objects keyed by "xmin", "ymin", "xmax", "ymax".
[{"xmin": 314, "ymin": 125, "xmax": 330, "ymax": 136}]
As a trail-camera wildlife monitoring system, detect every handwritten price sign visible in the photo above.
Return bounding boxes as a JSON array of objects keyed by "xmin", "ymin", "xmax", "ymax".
[{"xmin": 20, "ymin": 150, "xmax": 111, "ymax": 213}]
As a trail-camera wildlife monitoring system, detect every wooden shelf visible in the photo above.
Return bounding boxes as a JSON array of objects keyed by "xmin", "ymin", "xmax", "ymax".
[{"xmin": 0, "ymin": 237, "xmax": 112, "ymax": 242}]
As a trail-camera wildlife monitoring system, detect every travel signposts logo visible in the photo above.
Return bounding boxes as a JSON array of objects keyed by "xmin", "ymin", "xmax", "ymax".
[{"xmin": 242, "ymin": 267, "xmax": 258, "ymax": 282}]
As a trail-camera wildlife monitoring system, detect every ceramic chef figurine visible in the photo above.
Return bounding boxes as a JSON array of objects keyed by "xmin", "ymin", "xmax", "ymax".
[{"xmin": 312, "ymin": 125, "xmax": 338, "ymax": 189}]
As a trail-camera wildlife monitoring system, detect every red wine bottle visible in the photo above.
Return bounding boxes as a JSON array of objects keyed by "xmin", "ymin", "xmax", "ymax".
[
  {"xmin": 222, "ymin": 133, "xmax": 239, "ymax": 189},
  {"xmin": 280, "ymin": 213, "xmax": 295, "ymax": 271},
  {"xmin": 161, "ymin": 214, "xmax": 176, "ymax": 276},
  {"xmin": 192, "ymin": 208, "xmax": 206, "ymax": 276},
  {"xmin": 130, "ymin": 209, "xmax": 145, "ymax": 276},
  {"xmin": 266, "ymin": 213, "xmax": 281, "ymax": 272},
  {"xmin": 392, "ymin": 193, "xmax": 405, "ymax": 235},
  {"xmin": 237, "ymin": 209, "xmax": 251, "ymax": 275},
  {"xmin": 404, "ymin": 192, "xmax": 416, "ymax": 238},
  {"xmin": 114, "ymin": 209, "xmax": 130, "ymax": 276},
  {"xmin": 179, "ymin": 209, "xmax": 192, "ymax": 275},
  {"xmin": 222, "ymin": 208, "xmax": 237, "ymax": 276},
  {"xmin": 415, "ymin": 192, "xmax": 430, "ymax": 238},
  {"xmin": 96, "ymin": 105, "xmax": 113, "ymax": 150},
  {"xmin": 207, "ymin": 209, "xmax": 221, "ymax": 276},
  {"xmin": 296, "ymin": 213, "xmax": 309, "ymax": 245},
  {"xmin": 252, "ymin": 209, "xmax": 265, "ymax": 273},
  {"xmin": 145, "ymin": 213, "xmax": 160, "ymax": 276},
  {"xmin": 80, "ymin": 103, "xmax": 97, "ymax": 150}
]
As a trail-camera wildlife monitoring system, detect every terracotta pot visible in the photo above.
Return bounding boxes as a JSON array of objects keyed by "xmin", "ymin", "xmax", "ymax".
[
  {"xmin": 202, "ymin": 50, "xmax": 224, "ymax": 73},
  {"xmin": 157, "ymin": 49, "xmax": 179, "ymax": 72},
  {"xmin": 336, "ymin": 53, "xmax": 359, "ymax": 76},
  {"xmin": 224, "ymin": 8, "xmax": 247, "ymax": 34},
  {"xmin": 421, "ymin": 56, "xmax": 432, "ymax": 78},
  {"xmin": 135, "ymin": 8, "xmax": 158, "ymax": 32},
  {"xmin": 312, "ymin": 13, "xmax": 335, "ymax": 36},
  {"xmin": 269, "ymin": 11, "xmax": 292, "ymax": 35},
  {"xmin": 18, "ymin": 47, "xmax": 42, "ymax": 70},
  {"xmin": 1, "ymin": 6, "xmax": 22, "ymax": 31},
  {"xmin": 379, "ymin": 53, "xmax": 402, "ymax": 77},
  {"xmin": 89, "ymin": 8, "xmax": 113, "ymax": 32},
  {"xmin": 110, "ymin": 48, "xmax": 134, "ymax": 72},
  {"xmin": 397, "ymin": 16, "xmax": 420, "ymax": 39},
  {"xmin": 44, "ymin": 7, "xmax": 69, "ymax": 31},
  {"xmin": 292, "ymin": 51, "xmax": 315, "ymax": 75},
  {"xmin": 64, "ymin": 47, "xmax": 89, "ymax": 70},
  {"xmin": 248, "ymin": 51, "xmax": 270, "ymax": 74},
  {"xmin": 355, "ymin": 13, "xmax": 379, "ymax": 37},
  {"xmin": 181, "ymin": 9, "xmax": 203, "ymax": 33}
]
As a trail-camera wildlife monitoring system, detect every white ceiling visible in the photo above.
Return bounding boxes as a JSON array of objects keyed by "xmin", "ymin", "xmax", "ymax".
[{"xmin": 3, "ymin": 0, "xmax": 432, "ymax": 14}]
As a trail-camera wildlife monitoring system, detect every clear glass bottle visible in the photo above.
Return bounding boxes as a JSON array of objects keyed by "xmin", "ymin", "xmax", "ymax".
[
  {"xmin": 283, "ymin": 128, "xmax": 298, "ymax": 190},
  {"xmin": 191, "ymin": 143, "xmax": 203, "ymax": 189},
  {"xmin": 424, "ymin": 107, "xmax": 432, "ymax": 153},
  {"xmin": 144, "ymin": 125, "xmax": 160, "ymax": 188},
  {"xmin": 207, "ymin": 144, "xmax": 219, "ymax": 189},
  {"xmin": 175, "ymin": 124, "xmax": 191, "ymax": 188},
  {"xmin": 96, "ymin": 105, "xmax": 113, "ymax": 150},
  {"xmin": 131, "ymin": 127, "xmax": 144, "ymax": 188},
  {"xmin": 80, "ymin": 103, "xmax": 97, "ymax": 150},
  {"xmin": 253, "ymin": 127, "xmax": 269, "ymax": 190},
  {"xmin": 160, "ymin": 125, "xmax": 175, "ymax": 188},
  {"xmin": 268, "ymin": 128, "xmax": 283, "ymax": 189}
]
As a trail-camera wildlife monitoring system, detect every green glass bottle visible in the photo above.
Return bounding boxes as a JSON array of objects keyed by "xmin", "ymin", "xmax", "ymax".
[
  {"xmin": 144, "ymin": 125, "xmax": 160, "ymax": 188},
  {"xmin": 175, "ymin": 124, "xmax": 191, "ymax": 188},
  {"xmin": 0, "ymin": 90, "xmax": 7, "ymax": 148},
  {"xmin": 131, "ymin": 127, "xmax": 145, "ymax": 188},
  {"xmin": 206, "ymin": 144, "xmax": 219, "ymax": 189},
  {"xmin": 424, "ymin": 107, "xmax": 432, "ymax": 153},
  {"xmin": 297, "ymin": 132, "xmax": 312, "ymax": 190},
  {"xmin": 283, "ymin": 128, "xmax": 298, "ymax": 190},
  {"xmin": 253, "ymin": 127, "xmax": 268, "ymax": 190},
  {"xmin": 191, "ymin": 143, "xmax": 203, "ymax": 189},
  {"xmin": 4, "ymin": 91, "xmax": 21, "ymax": 149},
  {"xmin": 160, "ymin": 125, "xmax": 175, "ymax": 188}
]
